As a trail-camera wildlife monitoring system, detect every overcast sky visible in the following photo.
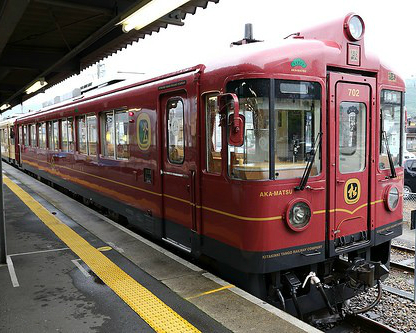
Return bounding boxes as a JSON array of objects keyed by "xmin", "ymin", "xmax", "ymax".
[{"xmin": 4, "ymin": 0, "xmax": 415, "ymax": 117}]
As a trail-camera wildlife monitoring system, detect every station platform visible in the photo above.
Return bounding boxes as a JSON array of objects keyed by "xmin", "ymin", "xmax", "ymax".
[{"xmin": 0, "ymin": 163, "xmax": 319, "ymax": 333}]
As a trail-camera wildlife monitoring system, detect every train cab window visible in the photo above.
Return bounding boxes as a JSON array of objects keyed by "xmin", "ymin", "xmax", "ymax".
[
  {"xmin": 339, "ymin": 102, "xmax": 366, "ymax": 173},
  {"xmin": 379, "ymin": 90, "xmax": 403, "ymax": 169},
  {"xmin": 206, "ymin": 94, "xmax": 222, "ymax": 174},
  {"xmin": 87, "ymin": 115, "xmax": 97, "ymax": 155},
  {"xmin": 77, "ymin": 116, "xmax": 87, "ymax": 154},
  {"xmin": 115, "ymin": 111, "xmax": 129, "ymax": 159},
  {"xmin": 226, "ymin": 79, "xmax": 322, "ymax": 180},
  {"xmin": 53, "ymin": 121, "xmax": 59, "ymax": 150},
  {"xmin": 30, "ymin": 124, "xmax": 36, "ymax": 147},
  {"xmin": 167, "ymin": 99, "xmax": 184, "ymax": 164}
]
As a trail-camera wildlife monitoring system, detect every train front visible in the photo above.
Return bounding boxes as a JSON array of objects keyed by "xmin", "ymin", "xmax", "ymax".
[{"xmin": 204, "ymin": 14, "xmax": 405, "ymax": 322}]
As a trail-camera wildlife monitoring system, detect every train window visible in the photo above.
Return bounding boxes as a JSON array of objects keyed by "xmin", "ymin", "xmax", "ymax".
[
  {"xmin": 102, "ymin": 112, "xmax": 115, "ymax": 158},
  {"xmin": 47, "ymin": 122, "xmax": 52, "ymax": 149},
  {"xmin": 115, "ymin": 111, "xmax": 129, "ymax": 159},
  {"xmin": 77, "ymin": 116, "xmax": 87, "ymax": 154},
  {"xmin": 167, "ymin": 99, "xmax": 184, "ymax": 164},
  {"xmin": 68, "ymin": 118, "xmax": 74, "ymax": 151},
  {"xmin": 62, "ymin": 119, "xmax": 68, "ymax": 151},
  {"xmin": 274, "ymin": 80, "xmax": 321, "ymax": 179},
  {"xmin": 380, "ymin": 90, "xmax": 403, "ymax": 169},
  {"xmin": 30, "ymin": 124, "xmax": 36, "ymax": 147},
  {"xmin": 53, "ymin": 121, "xmax": 59, "ymax": 150},
  {"xmin": 87, "ymin": 115, "xmax": 97, "ymax": 155},
  {"xmin": 339, "ymin": 102, "xmax": 366, "ymax": 173},
  {"xmin": 23, "ymin": 126, "xmax": 27, "ymax": 146},
  {"xmin": 227, "ymin": 79, "xmax": 270, "ymax": 180},
  {"xmin": 38, "ymin": 123, "xmax": 46, "ymax": 149},
  {"xmin": 206, "ymin": 94, "xmax": 222, "ymax": 173}
]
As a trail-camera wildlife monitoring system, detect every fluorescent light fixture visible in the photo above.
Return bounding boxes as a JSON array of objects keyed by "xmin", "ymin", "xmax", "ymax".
[
  {"xmin": 25, "ymin": 78, "xmax": 47, "ymax": 95},
  {"xmin": 0, "ymin": 104, "xmax": 10, "ymax": 111},
  {"xmin": 120, "ymin": 0, "xmax": 191, "ymax": 33}
]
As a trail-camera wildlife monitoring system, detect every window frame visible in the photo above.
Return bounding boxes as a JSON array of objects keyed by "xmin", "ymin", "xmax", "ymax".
[{"xmin": 100, "ymin": 108, "xmax": 129, "ymax": 160}]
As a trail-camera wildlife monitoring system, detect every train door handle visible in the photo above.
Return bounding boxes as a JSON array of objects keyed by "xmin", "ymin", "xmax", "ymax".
[{"xmin": 186, "ymin": 184, "xmax": 191, "ymax": 192}]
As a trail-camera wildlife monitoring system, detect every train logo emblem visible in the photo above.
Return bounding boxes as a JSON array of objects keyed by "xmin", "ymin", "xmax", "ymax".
[
  {"xmin": 344, "ymin": 178, "xmax": 361, "ymax": 205},
  {"xmin": 137, "ymin": 113, "xmax": 151, "ymax": 151}
]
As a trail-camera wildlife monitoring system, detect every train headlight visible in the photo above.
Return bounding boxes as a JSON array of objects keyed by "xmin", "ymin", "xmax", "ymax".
[
  {"xmin": 385, "ymin": 186, "xmax": 399, "ymax": 211},
  {"xmin": 344, "ymin": 14, "xmax": 365, "ymax": 41},
  {"xmin": 286, "ymin": 200, "xmax": 312, "ymax": 231}
]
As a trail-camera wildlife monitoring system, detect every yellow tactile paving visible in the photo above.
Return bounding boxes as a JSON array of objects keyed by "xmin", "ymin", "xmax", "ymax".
[{"xmin": 3, "ymin": 175, "xmax": 200, "ymax": 333}]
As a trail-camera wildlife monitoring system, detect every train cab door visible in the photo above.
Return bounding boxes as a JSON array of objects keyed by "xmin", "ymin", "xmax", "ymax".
[
  {"xmin": 327, "ymin": 73, "xmax": 375, "ymax": 256},
  {"xmin": 160, "ymin": 91, "xmax": 195, "ymax": 252}
]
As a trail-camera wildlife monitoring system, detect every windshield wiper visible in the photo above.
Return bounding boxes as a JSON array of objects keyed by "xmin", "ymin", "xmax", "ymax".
[
  {"xmin": 295, "ymin": 132, "xmax": 322, "ymax": 191},
  {"xmin": 382, "ymin": 131, "xmax": 397, "ymax": 179}
]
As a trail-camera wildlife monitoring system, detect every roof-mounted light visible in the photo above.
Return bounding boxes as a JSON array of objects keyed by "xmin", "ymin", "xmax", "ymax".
[
  {"xmin": 0, "ymin": 104, "xmax": 10, "ymax": 111},
  {"xmin": 344, "ymin": 14, "xmax": 365, "ymax": 41},
  {"xmin": 25, "ymin": 78, "xmax": 47, "ymax": 95}
]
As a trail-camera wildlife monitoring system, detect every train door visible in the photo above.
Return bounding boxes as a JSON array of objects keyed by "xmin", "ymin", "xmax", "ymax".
[
  {"xmin": 328, "ymin": 73, "xmax": 375, "ymax": 256},
  {"xmin": 160, "ymin": 91, "xmax": 195, "ymax": 251}
]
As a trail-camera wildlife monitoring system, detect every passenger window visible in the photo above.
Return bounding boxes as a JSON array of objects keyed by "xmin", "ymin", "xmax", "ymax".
[
  {"xmin": 30, "ymin": 124, "xmax": 36, "ymax": 147},
  {"xmin": 53, "ymin": 121, "xmax": 59, "ymax": 150},
  {"xmin": 87, "ymin": 115, "xmax": 97, "ymax": 155},
  {"xmin": 167, "ymin": 99, "xmax": 184, "ymax": 164},
  {"xmin": 102, "ymin": 111, "xmax": 115, "ymax": 158},
  {"xmin": 68, "ymin": 118, "xmax": 74, "ymax": 151},
  {"xmin": 62, "ymin": 119, "xmax": 68, "ymax": 151},
  {"xmin": 77, "ymin": 116, "xmax": 87, "ymax": 154},
  {"xmin": 47, "ymin": 121, "xmax": 53, "ymax": 149},
  {"xmin": 206, "ymin": 94, "xmax": 222, "ymax": 173},
  {"xmin": 115, "ymin": 111, "xmax": 129, "ymax": 159},
  {"xmin": 23, "ymin": 126, "xmax": 27, "ymax": 146},
  {"xmin": 38, "ymin": 123, "xmax": 46, "ymax": 149}
]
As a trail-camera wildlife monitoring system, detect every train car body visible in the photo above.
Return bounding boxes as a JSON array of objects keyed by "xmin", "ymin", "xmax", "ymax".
[{"xmin": 4, "ymin": 14, "xmax": 404, "ymax": 321}]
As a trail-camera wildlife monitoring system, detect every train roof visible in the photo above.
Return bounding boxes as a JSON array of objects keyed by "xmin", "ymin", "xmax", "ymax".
[{"xmin": 15, "ymin": 14, "xmax": 405, "ymax": 123}]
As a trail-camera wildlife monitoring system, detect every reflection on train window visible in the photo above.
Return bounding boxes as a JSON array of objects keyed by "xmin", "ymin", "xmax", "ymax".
[
  {"xmin": 38, "ymin": 123, "xmax": 46, "ymax": 149},
  {"xmin": 274, "ymin": 81, "xmax": 321, "ymax": 179},
  {"xmin": 339, "ymin": 102, "xmax": 366, "ymax": 173},
  {"xmin": 87, "ymin": 115, "xmax": 97, "ymax": 155},
  {"xmin": 53, "ymin": 121, "xmax": 59, "ymax": 150},
  {"xmin": 206, "ymin": 94, "xmax": 221, "ymax": 173},
  {"xmin": 102, "ymin": 112, "xmax": 115, "ymax": 157},
  {"xmin": 47, "ymin": 122, "xmax": 52, "ymax": 149},
  {"xmin": 30, "ymin": 124, "xmax": 36, "ymax": 147},
  {"xmin": 380, "ymin": 90, "xmax": 402, "ymax": 169},
  {"xmin": 23, "ymin": 126, "xmax": 27, "ymax": 146},
  {"xmin": 167, "ymin": 99, "xmax": 184, "ymax": 164},
  {"xmin": 101, "ymin": 110, "xmax": 129, "ymax": 159},
  {"xmin": 115, "ymin": 111, "xmax": 129, "ymax": 159},
  {"xmin": 77, "ymin": 116, "xmax": 87, "ymax": 154},
  {"xmin": 226, "ymin": 79, "xmax": 321, "ymax": 180},
  {"xmin": 227, "ymin": 79, "xmax": 270, "ymax": 180}
]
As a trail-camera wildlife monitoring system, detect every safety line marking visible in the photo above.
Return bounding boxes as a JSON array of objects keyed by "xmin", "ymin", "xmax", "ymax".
[
  {"xmin": 6, "ymin": 255, "xmax": 19, "ymax": 288},
  {"xmin": 3, "ymin": 175, "xmax": 201, "ymax": 333},
  {"xmin": 185, "ymin": 284, "xmax": 235, "ymax": 300},
  {"xmin": 71, "ymin": 259, "xmax": 91, "ymax": 278},
  {"xmin": 9, "ymin": 247, "xmax": 70, "ymax": 257}
]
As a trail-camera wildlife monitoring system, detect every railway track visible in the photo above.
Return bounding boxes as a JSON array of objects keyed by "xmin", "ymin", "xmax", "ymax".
[
  {"xmin": 390, "ymin": 244, "xmax": 414, "ymax": 274},
  {"xmin": 326, "ymin": 314, "xmax": 401, "ymax": 333}
]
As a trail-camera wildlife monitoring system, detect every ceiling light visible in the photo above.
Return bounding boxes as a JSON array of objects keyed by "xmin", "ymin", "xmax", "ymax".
[
  {"xmin": 26, "ymin": 78, "xmax": 47, "ymax": 95},
  {"xmin": 0, "ymin": 104, "xmax": 10, "ymax": 111},
  {"xmin": 120, "ymin": 0, "xmax": 191, "ymax": 33}
]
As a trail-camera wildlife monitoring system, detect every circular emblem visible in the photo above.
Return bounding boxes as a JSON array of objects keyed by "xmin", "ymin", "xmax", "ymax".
[
  {"xmin": 137, "ymin": 113, "xmax": 151, "ymax": 151},
  {"xmin": 344, "ymin": 178, "xmax": 361, "ymax": 205}
]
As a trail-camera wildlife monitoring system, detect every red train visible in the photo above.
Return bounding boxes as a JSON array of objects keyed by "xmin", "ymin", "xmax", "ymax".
[{"xmin": 1, "ymin": 14, "xmax": 405, "ymax": 323}]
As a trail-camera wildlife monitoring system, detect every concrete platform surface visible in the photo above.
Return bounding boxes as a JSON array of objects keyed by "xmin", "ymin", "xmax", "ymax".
[{"xmin": 0, "ymin": 163, "xmax": 319, "ymax": 333}]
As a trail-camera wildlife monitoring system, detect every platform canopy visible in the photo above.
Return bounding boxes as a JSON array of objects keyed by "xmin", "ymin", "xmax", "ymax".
[{"xmin": 0, "ymin": 0, "xmax": 219, "ymax": 112}]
